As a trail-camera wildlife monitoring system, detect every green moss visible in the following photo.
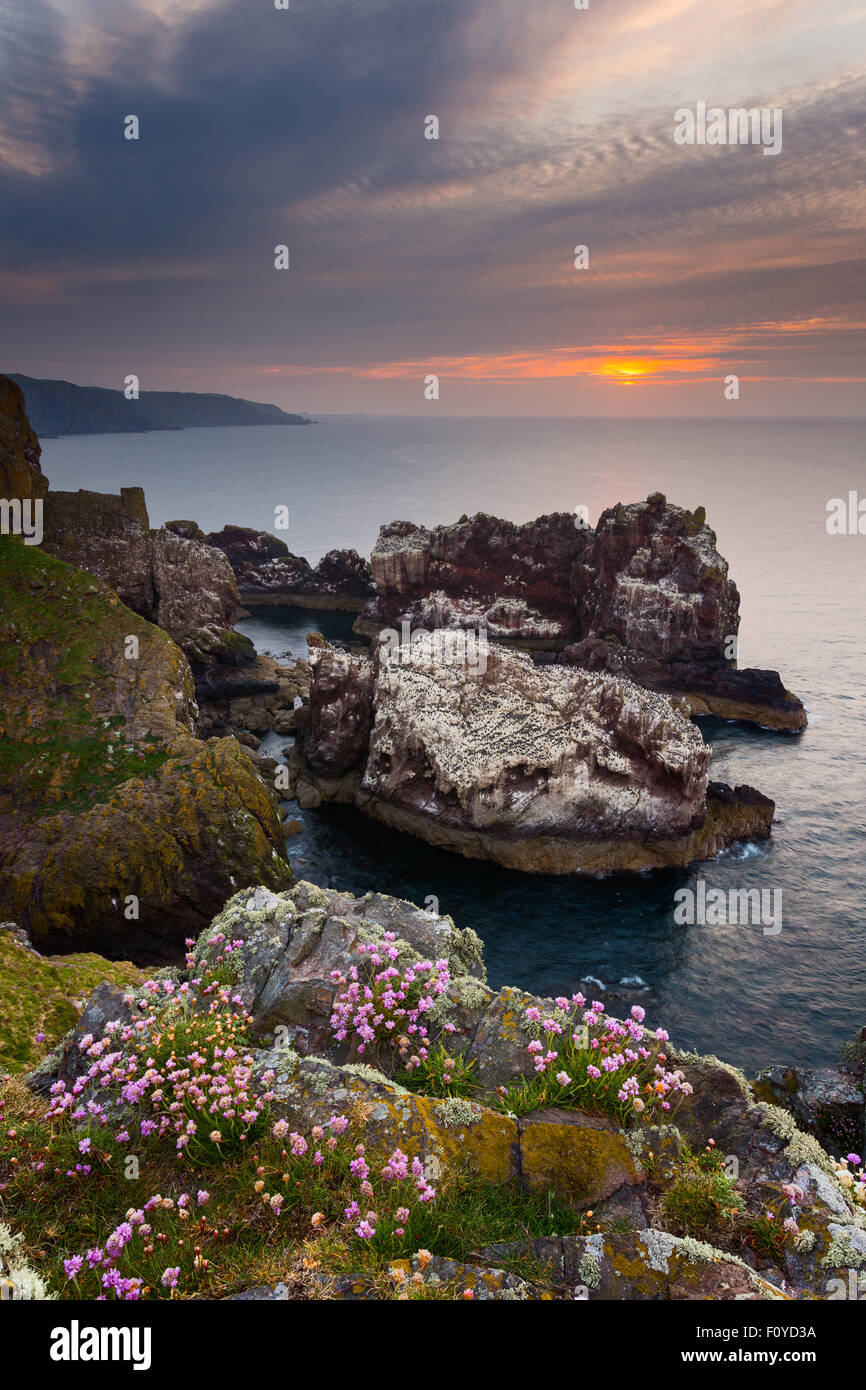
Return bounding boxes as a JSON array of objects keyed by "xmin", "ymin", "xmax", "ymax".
[
  {"xmin": 0, "ymin": 933, "xmax": 143, "ymax": 1073},
  {"xmin": 0, "ymin": 536, "xmax": 177, "ymax": 817}
]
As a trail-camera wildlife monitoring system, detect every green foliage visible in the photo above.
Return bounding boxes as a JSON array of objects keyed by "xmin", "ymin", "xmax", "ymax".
[
  {"xmin": 0, "ymin": 934, "xmax": 143, "ymax": 1073},
  {"xmin": 396, "ymin": 1044, "xmax": 479, "ymax": 1099},
  {"xmin": 741, "ymin": 1210, "xmax": 787, "ymax": 1263},
  {"xmin": 661, "ymin": 1142, "xmax": 744, "ymax": 1238}
]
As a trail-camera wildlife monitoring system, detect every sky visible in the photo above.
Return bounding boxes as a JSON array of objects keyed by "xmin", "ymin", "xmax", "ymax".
[{"xmin": 1, "ymin": 0, "xmax": 865, "ymax": 416}]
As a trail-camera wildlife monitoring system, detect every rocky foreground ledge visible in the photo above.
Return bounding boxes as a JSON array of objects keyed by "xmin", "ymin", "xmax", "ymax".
[
  {"xmin": 11, "ymin": 883, "xmax": 864, "ymax": 1301},
  {"xmin": 287, "ymin": 636, "xmax": 775, "ymax": 874}
]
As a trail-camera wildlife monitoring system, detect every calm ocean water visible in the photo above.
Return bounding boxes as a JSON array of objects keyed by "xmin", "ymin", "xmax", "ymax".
[{"xmin": 41, "ymin": 417, "xmax": 866, "ymax": 1071}]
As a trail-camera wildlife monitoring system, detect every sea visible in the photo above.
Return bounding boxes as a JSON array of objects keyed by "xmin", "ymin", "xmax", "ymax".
[{"xmin": 40, "ymin": 415, "xmax": 866, "ymax": 1073}]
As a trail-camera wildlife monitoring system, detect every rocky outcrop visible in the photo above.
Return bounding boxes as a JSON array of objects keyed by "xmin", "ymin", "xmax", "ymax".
[
  {"xmin": 194, "ymin": 652, "xmax": 310, "ymax": 740},
  {"xmin": 0, "ymin": 375, "xmax": 49, "ymax": 500},
  {"xmin": 754, "ymin": 1028, "xmax": 866, "ymax": 1159},
  {"xmin": 29, "ymin": 882, "xmax": 865, "ymax": 1301},
  {"xmin": 293, "ymin": 636, "xmax": 773, "ymax": 874},
  {"xmin": 362, "ymin": 512, "xmax": 590, "ymax": 642},
  {"xmin": 203, "ymin": 524, "xmax": 375, "ymax": 608},
  {"xmin": 40, "ymin": 490, "xmax": 254, "ymax": 669},
  {"xmin": 356, "ymin": 497, "xmax": 806, "ymax": 731},
  {"xmin": 304, "ymin": 646, "xmax": 375, "ymax": 776},
  {"xmin": 0, "ymin": 535, "xmax": 292, "ymax": 957}
]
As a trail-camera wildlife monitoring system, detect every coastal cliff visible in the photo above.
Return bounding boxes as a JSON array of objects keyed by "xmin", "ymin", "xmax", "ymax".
[
  {"xmin": 7, "ymin": 374, "xmax": 309, "ymax": 436},
  {"xmin": 40, "ymin": 489, "xmax": 256, "ymax": 669},
  {"xmin": 0, "ymin": 375, "xmax": 49, "ymax": 499}
]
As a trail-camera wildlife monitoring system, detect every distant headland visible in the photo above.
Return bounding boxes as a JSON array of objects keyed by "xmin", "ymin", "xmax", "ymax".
[{"xmin": 5, "ymin": 373, "xmax": 310, "ymax": 437}]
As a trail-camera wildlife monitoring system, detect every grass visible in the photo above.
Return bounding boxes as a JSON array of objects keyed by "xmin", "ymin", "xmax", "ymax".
[
  {"xmin": 0, "ymin": 934, "xmax": 144, "ymax": 1073},
  {"xmin": 396, "ymin": 1044, "xmax": 480, "ymax": 1099},
  {"xmin": 660, "ymin": 1142, "xmax": 744, "ymax": 1238},
  {"xmin": 0, "ymin": 535, "xmax": 174, "ymax": 818},
  {"xmin": 0, "ymin": 1081, "xmax": 589, "ymax": 1299}
]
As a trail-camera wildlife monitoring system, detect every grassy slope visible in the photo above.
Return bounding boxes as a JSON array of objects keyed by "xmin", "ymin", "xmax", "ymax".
[{"xmin": 0, "ymin": 934, "xmax": 143, "ymax": 1073}]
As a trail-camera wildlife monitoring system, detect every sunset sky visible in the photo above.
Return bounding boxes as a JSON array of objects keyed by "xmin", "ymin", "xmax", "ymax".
[{"xmin": 1, "ymin": 0, "xmax": 865, "ymax": 415}]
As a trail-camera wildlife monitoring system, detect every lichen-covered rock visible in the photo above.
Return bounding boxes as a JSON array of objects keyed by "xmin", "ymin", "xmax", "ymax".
[
  {"xmin": 518, "ymin": 1108, "xmax": 642, "ymax": 1206},
  {"xmin": 298, "ymin": 635, "xmax": 774, "ymax": 874},
  {"xmin": 0, "ymin": 536, "xmax": 291, "ymax": 956},
  {"xmin": 753, "ymin": 1061, "xmax": 864, "ymax": 1160},
  {"xmin": 0, "ymin": 375, "xmax": 48, "ymax": 500},
  {"xmin": 256, "ymin": 1050, "xmax": 521, "ymax": 1185},
  {"xmin": 27, "ymin": 880, "xmax": 866, "ymax": 1300},
  {"xmin": 40, "ymin": 490, "xmax": 253, "ymax": 669},
  {"xmin": 574, "ymin": 1231, "xmax": 785, "ymax": 1300},
  {"xmin": 193, "ymin": 880, "xmax": 485, "ymax": 1057}
]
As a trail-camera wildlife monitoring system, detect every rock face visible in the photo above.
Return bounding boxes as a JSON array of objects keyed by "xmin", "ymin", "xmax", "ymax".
[
  {"xmin": 754, "ymin": 1029, "xmax": 866, "ymax": 1159},
  {"xmin": 0, "ymin": 375, "xmax": 49, "ymax": 500},
  {"xmin": 357, "ymin": 498, "xmax": 806, "ymax": 731},
  {"xmin": 365, "ymin": 512, "xmax": 589, "ymax": 641},
  {"xmin": 40, "ymin": 490, "xmax": 254, "ymax": 669},
  {"xmin": 203, "ymin": 524, "xmax": 375, "ymax": 607},
  {"xmin": 0, "ymin": 535, "xmax": 292, "ymax": 957},
  {"xmin": 304, "ymin": 646, "xmax": 376, "ymax": 776},
  {"xmin": 295, "ymin": 636, "xmax": 774, "ymax": 874}
]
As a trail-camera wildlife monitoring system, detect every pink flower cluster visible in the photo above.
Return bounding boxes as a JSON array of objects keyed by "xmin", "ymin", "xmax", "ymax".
[
  {"xmin": 344, "ymin": 1146, "xmax": 435, "ymax": 1240},
  {"xmin": 329, "ymin": 933, "xmax": 450, "ymax": 1068},
  {"xmin": 61, "ymin": 1190, "xmax": 211, "ymax": 1299},
  {"xmin": 45, "ymin": 941, "xmax": 274, "ymax": 1158},
  {"xmin": 516, "ymin": 994, "xmax": 691, "ymax": 1123}
]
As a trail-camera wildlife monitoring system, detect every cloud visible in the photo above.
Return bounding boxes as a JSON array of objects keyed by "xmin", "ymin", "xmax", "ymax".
[{"xmin": 0, "ymin": 0, "xmax": 864, "ymax": 411}]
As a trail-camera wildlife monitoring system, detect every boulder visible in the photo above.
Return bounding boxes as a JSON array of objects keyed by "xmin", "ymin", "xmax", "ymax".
[
  {"xmin": 297, "ymin": 636, "xmax": 774, "ymax": 874},
  {"xmin": 191, "ymin": 881, "xmax": 485, "ymax": 1058},
  {"xmin": 753, "ymin": 1041, "xmax": 865, "ymax": 1159}
]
